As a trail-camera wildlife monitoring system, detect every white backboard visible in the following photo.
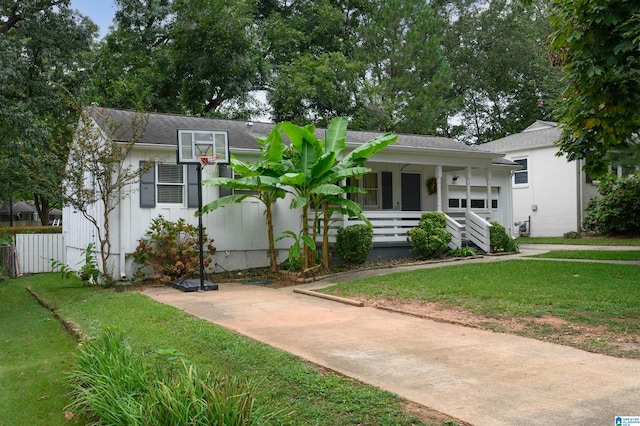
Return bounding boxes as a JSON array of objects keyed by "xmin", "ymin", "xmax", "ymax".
[{"xmin": 177, "ymin": 129, "xmax": 230, "ymax": 164}]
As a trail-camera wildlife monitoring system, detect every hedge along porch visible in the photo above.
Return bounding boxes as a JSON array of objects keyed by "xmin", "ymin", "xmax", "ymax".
[{"xmin": 63, "ymin": 107, "xmax": 517, "ymax": 279}]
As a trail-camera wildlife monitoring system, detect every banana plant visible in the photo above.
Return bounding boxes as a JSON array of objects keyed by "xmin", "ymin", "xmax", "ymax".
[
  {"xmin": 201, "ymin": 126, "xmax": 288, "ymax": 273},
  {"xmin": 275, "ymin": 117, "xmax": 397, "ymax": 270}
]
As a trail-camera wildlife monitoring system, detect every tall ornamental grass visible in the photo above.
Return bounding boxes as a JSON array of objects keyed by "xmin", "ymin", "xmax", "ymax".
[{"xmin": 67, "ymin": 327, "xmax": 271, "ymax": 425}]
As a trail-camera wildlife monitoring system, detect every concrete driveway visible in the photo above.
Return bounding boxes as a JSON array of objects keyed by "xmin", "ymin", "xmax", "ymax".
[{"xmin": 142, "ymin": 249, "xmax": 640, "ymax": 425}]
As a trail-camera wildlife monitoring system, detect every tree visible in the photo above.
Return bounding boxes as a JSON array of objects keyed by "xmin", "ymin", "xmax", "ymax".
[
  {"xmin": 63, "ymin": 107, "xmax": 150, "ymax": 281},
  {"xmin": 87, "ymin": 0, "xmax": 175, "ymax": 112},
  {"xmin": 88, "ymin": 0, "xmax": 263, "ymax": 118},
  {"xmin": 263, "ymin": 0, "xmax": 454, "ymax": 135},
  {"xmin": 201, "ymin": 128, "xmax": 288, "ymax": 273},
  {"xmin": 170, "ymin": 0, "xmax": 262, "ymax": 117},
  {"xmin": 436, "ymin": 0, "xmax": 563, "ymax": 143},
  {"xmin": 0, "ymin": 0, "xmax": 96, "ymax": 224},
  {"xmin": 358, "ymin": 0, "xmax": 454, "ymax": 134},
  {"xmin": 548, "ymin": 0, "xmax": 640, "ymax": 176},
  {"xmin": 261, "ymin": 0, "xmax": 367, "ymax": 126},
  {"xmin": 269, "ymin": 52, "xmax": 364, "ymax": 127}
]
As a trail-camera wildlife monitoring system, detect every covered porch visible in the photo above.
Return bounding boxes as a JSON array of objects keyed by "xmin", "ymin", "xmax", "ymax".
[{"xmin": 320, "ymin": 150, "xmax": 517, "ymax": 257}]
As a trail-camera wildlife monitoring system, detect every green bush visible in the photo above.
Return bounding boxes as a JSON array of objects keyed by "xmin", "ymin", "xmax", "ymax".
[
  {"xmin": 449, "ymin": 246, "xmax": 477, "ymax": 257},
  {"xmin": 583, "ymin": 172, "xmax": 640, "ymax": 235},
  {"xmin": 132, "ymin": 216, "xmax": 216, "ymax": 283},
  {"xmin": 68, "ymin": 328, "xmax": 272, "ymax": 425},
  {"xmin": 0, "ymin": 226, "xmax": 62, "ymax": 238},
  {"xmin": 489, "ymin": 221, "xmax": 511, "ymax": 252},
  {"xmin": 335, "ymin": 224, "xmax": 373, "ymax": 264},
  {"xmin": 407, "ymin": 212, "xmax": 452, "ymax": 259}
]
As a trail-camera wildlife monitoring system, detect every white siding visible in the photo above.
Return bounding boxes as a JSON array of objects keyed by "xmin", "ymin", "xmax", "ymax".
[
  {"xmin": 63, "ymin": 141, "xmax": 516, "ymax": 276},
  {"xmin": 508, "ymin": 146, "xmax": 579, "ymax": 237}
]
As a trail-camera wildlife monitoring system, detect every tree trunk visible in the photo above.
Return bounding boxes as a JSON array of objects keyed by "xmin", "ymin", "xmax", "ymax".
[
  {"xmin": 301, "ymin": 204, "xmax": 309, "ymax": 270},
  {"xmin": 33, "ymin": 194, "xmax": 50, "ymax": 226},
  {"xmin": 322, "ymin": 202, "xmax": 331, "ymax": 270},
  {"xmin": 266, "ymin": 207, "xmax": 278, "ymax": 273}
]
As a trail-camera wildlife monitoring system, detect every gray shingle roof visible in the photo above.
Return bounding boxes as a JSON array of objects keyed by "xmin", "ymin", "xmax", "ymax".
[
  {"xmin": 480, "ymin": 120, "xmax": 560, "ymax": 153},
  {"xmin": 90, "ymin": 107, "xmax": 498, "ymax": 156}
]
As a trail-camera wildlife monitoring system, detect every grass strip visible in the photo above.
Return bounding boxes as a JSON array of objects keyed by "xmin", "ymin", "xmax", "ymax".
[
  {"xmin": 518, "ymin": 236, "xmax": 640, "ymax": 246},
  {"xmin": 322, "ymin": 259, "xmax": 640, "ymax": 333},
  {"xmin": 0, "ymin": 280, "xmax": 82, "ymax": 426},
  {"xmin": 15, "ymin": 273, "xmax": 450, "ymax": 426},
  {"xmin": 528, "ymin": 250, "xmax": 640, "ymax": 261}
]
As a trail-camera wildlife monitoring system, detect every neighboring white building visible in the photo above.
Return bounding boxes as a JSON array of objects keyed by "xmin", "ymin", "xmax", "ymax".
[
  {"xmin": 481, "ymin": 121, "xmax": 601, "ymax": 237},
  {"xmin": 63, "ymin": 107, "xmax": 519, "ymax": 278}
]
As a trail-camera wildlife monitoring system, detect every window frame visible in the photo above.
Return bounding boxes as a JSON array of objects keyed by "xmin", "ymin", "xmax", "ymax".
[
  {"xmin": 156, "ymin": 163, "xmax": 186, "ymax": 206},
  {"xmin": 512, "ymin": 157, "xmax": 529, "ymax": 186},
  {"xmin": 347, "ymin": 172, "xmax": 380, "ymax": 209}
]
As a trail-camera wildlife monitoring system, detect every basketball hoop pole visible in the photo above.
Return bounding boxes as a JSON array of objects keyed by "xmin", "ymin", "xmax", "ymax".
[
  {"xmin": 176, "ymin": 129, "xmax": 227, "ymax": 292},
  {"xmin": 197, "ymin": 163, "xmax": 206, "ymax": 291}
]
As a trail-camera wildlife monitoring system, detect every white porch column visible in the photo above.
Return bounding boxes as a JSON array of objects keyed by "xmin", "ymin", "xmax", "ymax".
[
  {"xmin": 485, "ymin": 167, "xmax": 492, "ymax": 213},
  {"xmin": 436, "ymin": 165, "xmax": 443, "ymax": 212},
  {"xmin": 465, "ymin": 167, "xmax": 472, "ymax": 211}
]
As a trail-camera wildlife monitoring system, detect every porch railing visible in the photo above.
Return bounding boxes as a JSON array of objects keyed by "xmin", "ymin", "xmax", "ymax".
[
  {"xmin": 464, "ymin": 210, "xmax": 492, "ymax": 252},
  {"xmin": 446, "ymin": 216, "xmax": 463, "ymax": 250},
  {"xmin": 311, "ymin": 211, "xmax": 466, "ymax": 249}
]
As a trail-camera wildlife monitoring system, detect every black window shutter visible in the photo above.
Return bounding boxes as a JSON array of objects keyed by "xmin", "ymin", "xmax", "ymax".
[
  {"xmin": 218, "ymin": 164, "xmax": 233, "ymax": 197},
  {"xmin": 382, "ymin": 171, "xmax": 393, "ymax": 209},
  {"xmin": 187, "ymin": 165, "xmax": 199, "ymax": 208},
  {"xmin": 140, "ymin": 161, "xmax": 156, "ymax": 208}
]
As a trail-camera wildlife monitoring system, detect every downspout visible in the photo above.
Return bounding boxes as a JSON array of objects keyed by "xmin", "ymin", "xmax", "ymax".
[
  {"xmin": 119, "ymin": 188, "xmax": 126, "ymax": 280},
  {"xmin": 576, "ymin": 160, "xmax": 583, "ymax": 234}
]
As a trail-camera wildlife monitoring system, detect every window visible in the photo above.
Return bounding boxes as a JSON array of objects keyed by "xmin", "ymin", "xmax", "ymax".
[
  {"xmin": 447, "ymin": 198, "xmax": 498, "ymax": 209},
  {"xmin": 157, "ymin": 164, "xmax": 184, "ymax": 204},
  {"xmin": 513, "ymin": 158, "xmax": 528, "ymax": 184},
  {"xmin": 447, "ymin": 199, "xmax": 467, "ymax": 208},
  {"xmin": 470, "ymin": 199, "xmax": 485, "ymax": 209},
  {"xmin": 348, "ymin": 173, "xmax": 379, "ymax": 208}
]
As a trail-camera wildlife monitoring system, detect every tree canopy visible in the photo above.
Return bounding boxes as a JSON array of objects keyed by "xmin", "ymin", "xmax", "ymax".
[
  {"xmin": 548, "ymin": 0, "xmax": 640, "ymax": 176},
  {"xmin": 436, "ymin": 0, "xmax": 564, "ymax": 143},
  {"xmin": 0, "ymin": 0, "xmax": 96, "ymax": 223}
]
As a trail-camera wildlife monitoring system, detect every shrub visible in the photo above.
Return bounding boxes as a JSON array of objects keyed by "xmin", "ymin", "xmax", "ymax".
[
  {"xmin": 407, "ymin": 212, "xmax": 452, "ymax": 259},
  {"xmin": 449, "ymin": 246, "xmax": 477, "ymax": 257},
  {"xmin": 489, "ymin": 221, "xmax": 511, "ymax": 252},
  {"xmin": 583, "ymin": 172, "xmax": 640, "ymax": 235},
  {"xmin": 68, "ymin": 328, "xmax": 271, "ymax": 425},
  {"xmin": 335, "ymin": 224, "xmax": 373, "ymax": 264},
  {"xmin": 132, "ymin": 216, "xmax": 216, "ymax": 283}
]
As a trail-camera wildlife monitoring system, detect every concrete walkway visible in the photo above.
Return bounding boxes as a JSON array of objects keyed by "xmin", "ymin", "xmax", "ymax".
[{"xmin": 142, "ymin": 247, "xmax": 640, "ymax": 426}]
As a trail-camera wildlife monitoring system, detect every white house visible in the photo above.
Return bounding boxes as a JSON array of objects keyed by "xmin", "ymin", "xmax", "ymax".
[
  {"xmin": 480, "ymin": 121, "xmax": 602, "ymax": 237},
  {"xmin": 63, "ymin": 107, "xmax": 518, "ymax": 279}
]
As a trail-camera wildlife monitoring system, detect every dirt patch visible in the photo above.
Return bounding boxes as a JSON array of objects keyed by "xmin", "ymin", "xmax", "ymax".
[
  {"xmin": 404, "ymin": 401, "xmax": 471, "ymax": 426},
  {"xmin": 363, "ymin": 296, "xmax": 640, "ymax": 359}
]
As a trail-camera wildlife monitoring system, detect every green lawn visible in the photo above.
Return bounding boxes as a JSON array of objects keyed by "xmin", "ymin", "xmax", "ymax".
[
  {"xmin": 5, "ymin": 274, "xmax": 454, "ymax": 426},
  {"xmin": 322, "ymin": 260, "xmax": 640, "ymax": 333},
  {"xmin": 528, "ymin": 250, "xmax": 640, "ymax": 261},
  {"xmin": 518, "ymin": 236, "xmax": 640, "ymax": 246},
  {"xmin": 0, "ymin": 279, "xmax": 82, "ymax": 426}
]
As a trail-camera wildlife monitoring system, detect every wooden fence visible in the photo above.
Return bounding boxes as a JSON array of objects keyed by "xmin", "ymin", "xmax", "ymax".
[{"xmin": 15, "ymin": 234, "xmax": 65, "ymax": 275}]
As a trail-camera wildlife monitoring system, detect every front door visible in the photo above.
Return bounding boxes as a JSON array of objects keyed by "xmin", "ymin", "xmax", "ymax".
[{"xmin": 401, "ymin": 173, "xmax": 421, "ymax": 211}]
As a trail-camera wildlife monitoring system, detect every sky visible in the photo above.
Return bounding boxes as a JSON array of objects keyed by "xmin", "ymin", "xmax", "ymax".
[{"xmin": 70, "ymin": 0, "xmax": 116, "ymax": 39}]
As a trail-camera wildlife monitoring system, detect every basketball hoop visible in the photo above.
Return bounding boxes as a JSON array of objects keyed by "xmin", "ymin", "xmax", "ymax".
[{"xmin": 197, "ymin": 153, "xmax": 221, "ymax": 178}]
